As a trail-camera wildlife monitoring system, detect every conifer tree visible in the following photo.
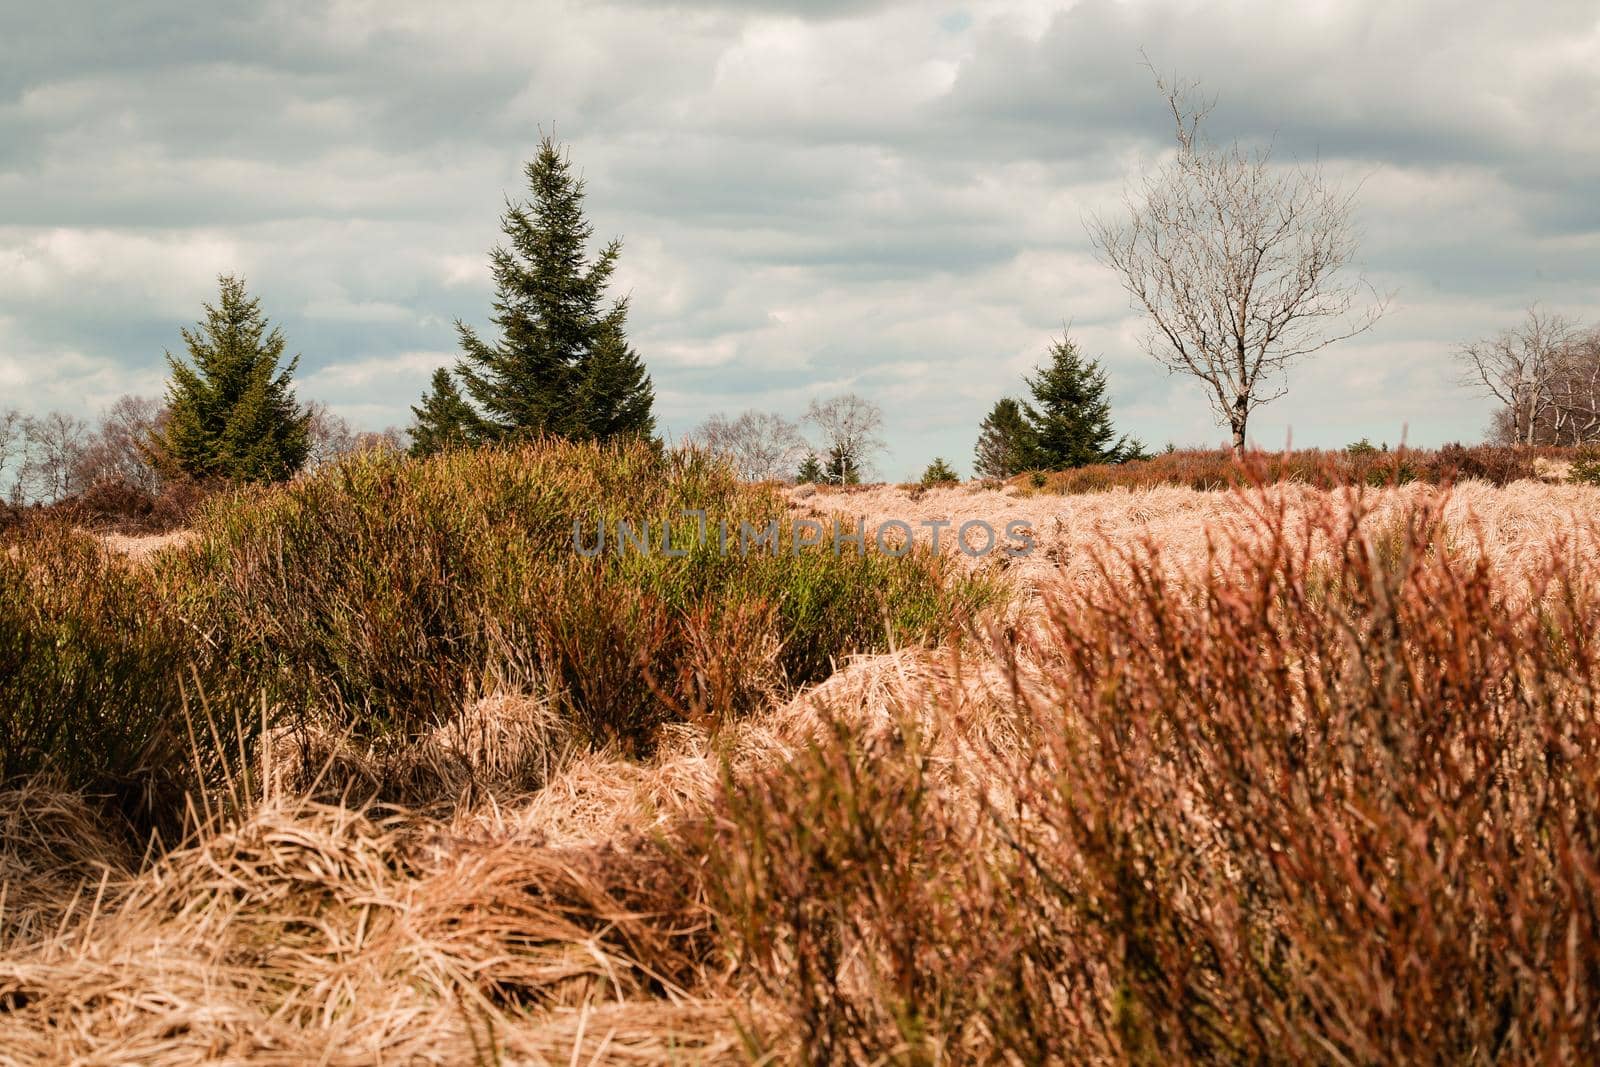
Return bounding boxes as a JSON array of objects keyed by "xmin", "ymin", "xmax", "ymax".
[
  {"xmin": 409, "ymin": 367, "xmax": 479, "ymax": 457},
  {"xmin": 973, "ymin": 397, "xmax": 1036, "ymax": 478},
  {"xmin": 157, "ymin": 275, "xmax": 309, "ymax": 482},
  {"xmin": 1023, "ymin": 333, "xmax": 1141, "ymax": 469},
  {"xmin": 454, "ymin": 135, "xmax": 655, "ymax": 442},
  {"xmin": 796, "ymin": 453, "xmax": 824, "ymax": 484},
  {"xmin": 920, "ymin": 457, "xmax": 960, "ymax": 487},
  {"xmin": 575, "ymin": 311, "xmax": 656, "ymax": 440}
]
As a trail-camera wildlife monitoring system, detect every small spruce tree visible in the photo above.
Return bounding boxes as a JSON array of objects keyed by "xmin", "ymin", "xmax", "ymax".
[
  {"xmin": 157, "ymin": 275, "xmax": 310, "ymax": 482},
  {"xmin": 454, "ymin": 135, "xmax": 655, "ymax": 442},
  {"xmin": 1024, "ymin": 333, "xmax": 1141, "ymax": 469},
  {"xmin": 796, "ymin": 453, "xmax": 824, "ymax": 484},
  {"xmin": 409, "ymin": 367, "xmax": 480, "ymax": 457},
  {"xmin": 920, "ymin": 457, "xmax": 960, "ymax": 487},
  {"xmin": 974, "ymin": 397, "xmax": 1036, "ymax": 478}
]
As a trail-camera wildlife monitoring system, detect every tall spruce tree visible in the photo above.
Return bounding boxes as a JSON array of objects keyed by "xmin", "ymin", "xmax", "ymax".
[
  {"xmin": 453, "ymin": 135, "xmax": 655, "ymax": 442},
  {"xmin": 409, "ymin": 367, "xmax": 480, "ymax": 457},
  {"xmin": 974, "ymin": 397, "xmax": 1036, "ymax": 478},
  {"xmin": 1023, "ymin": 333, "xmax": 1141, "ymax": 469},
  {"xmin": 158, "ymin": 275, "xmax": 310, "ymax": 482}
]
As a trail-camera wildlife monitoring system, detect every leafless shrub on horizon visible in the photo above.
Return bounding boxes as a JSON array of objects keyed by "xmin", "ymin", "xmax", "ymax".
[
  {"xmin": 15, "ymin": 411, "xmax": 90, "ymax": 504},
  {"xmin": 72, "ymin": 394, "xmax": 167, "ymax": 495},
  {"xmin": 1463, "ymin": 306, "xmax": 1600, "ymax": 446},
  {"xmin": 306, "ymin": 401, "xmax": 407, "ymax": 469},
  {"xmin": 803, "ymin": 392, "xmax": 887, "ymax": 481},
  {"xmin": 690, "ymin": 409, "xmax": 809, "ymax": 482}
]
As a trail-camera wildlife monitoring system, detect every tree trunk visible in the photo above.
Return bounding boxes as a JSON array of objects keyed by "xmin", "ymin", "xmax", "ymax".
[{"xmin": 1230, "ymin": 396, "xmax": 1249, "ymax": 459}]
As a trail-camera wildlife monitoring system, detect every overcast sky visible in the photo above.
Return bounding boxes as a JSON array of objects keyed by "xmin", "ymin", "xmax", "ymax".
[{"xmin": 3, "ymin": 0, "xmax": 1598, "ymax": 477}]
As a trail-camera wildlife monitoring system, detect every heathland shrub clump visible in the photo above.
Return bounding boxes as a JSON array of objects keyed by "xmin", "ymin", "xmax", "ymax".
[
  {"xmin": 1019, "ymin": 443, "xmax": 1583, "ymax": 494},
  {"xmin": 695, "ymin": 490, "xmax": 1600, "ymax": 1062},
  {"xmin": 167, "ymin": 440, "xmax": 995, "ymax": 757},
  {"xmin": 0, "ymin": 524, "xmax": 237, "ymax": 834},
  {"xmin": 1, "ymin": 440, "xmax": 994, "ymax": 826}
]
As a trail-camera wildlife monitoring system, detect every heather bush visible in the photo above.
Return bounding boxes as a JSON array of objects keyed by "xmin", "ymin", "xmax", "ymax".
[
  {"xmin": 167, "ymin": 440, "xmax": 996, "ymax": 755},
  {"xmin": 1023, "ymin": 443, "xmax": 1569, "ymax": 494},
  {"xmin": 694, "ymin": 490, "xmax": 1600, "ymax": 1062},
  {"xmin": 692, "ymin": 714, "xmax": 1009, "ymax": 1063},
  {"xmin": 59, "ymin": 475, "xmax": 210, "ymax": 533},
  {"xmin": 0, "ymin": 524, "xmax": 236, "ymax": 834},
  {"xmin": 996, "ymin": 491, "xmax": 1600, "ymax": 1061},
  {"xmin": 1573, "ymin": 446, "xmax": 1600, "ymax": 486}
]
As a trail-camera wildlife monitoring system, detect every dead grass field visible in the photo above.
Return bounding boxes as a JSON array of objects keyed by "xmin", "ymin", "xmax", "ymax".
[
  {"xmin": 5, "ymin": 471, "xmax": 1600, "ymax": 1063},
  {"xmin": 795, "ymin": 479, "xmax": 1600, "ymax": 599}
]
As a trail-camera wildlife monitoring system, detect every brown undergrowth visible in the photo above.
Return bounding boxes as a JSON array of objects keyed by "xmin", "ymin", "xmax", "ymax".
[{"xmin": 4, "ymin": 475, "xmax": 1600, "ymax": 1063}]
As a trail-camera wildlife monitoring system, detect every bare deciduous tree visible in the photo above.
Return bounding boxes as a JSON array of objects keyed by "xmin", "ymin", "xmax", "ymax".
[
  {"xmin": 73, "ymin": 395, "xmax": 167, "ymax": 494},
  {"xmin": 691, "ymin": 409, "xmax": 809, "ymax": 482},
  {"xmin": 1465, "ymin": 309, "xmax": 1600, "ymax": 446},
  {"xmin": 1548, "ymin": 326, "xmax": 1600, "ymax": 445},
  {"xmin": 305, "ymin": 404, "xmax": 409, "ymax": 468},
  {"xmin": 306, "ymin": 401, "xmax": 360, "ymax": 469},
  {"xmin": 354, "ymin": 427, "xmax": 409, "ymax": 455},
  {"xmin": 17, "ymin": 411, "xmax": 90, "ymax": 504},
  {"xmin": 803, "ymin": 393, "xmax": 886, "ymax": 481},
  {"xmin": 0, "ymin": 407, "xmax": 24, "ymax": 501},
  {"xmin": 1090, "ymin": 70, "xmax": 1387, "ymax": 455}
]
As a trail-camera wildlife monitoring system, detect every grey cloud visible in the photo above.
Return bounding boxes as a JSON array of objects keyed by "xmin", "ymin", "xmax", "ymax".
[{"xmin": 3, "ymin": 0, "xmax": 1599, "ymax": 476}]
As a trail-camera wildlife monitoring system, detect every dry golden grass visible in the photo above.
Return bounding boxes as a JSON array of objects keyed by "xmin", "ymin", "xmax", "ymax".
[
  {"xmin": 0, "ymin": 640, "xmax": 1029, "ymax": 1065},
  {"xmin": 0, "ymin": 789, "xmax": 750, "ymax": 1065},
  {"xmin": 795, "ymin": 479, "xmax": 1600, "ymax": 598},
  {"xmin": 98, "ymin": 529, "xmax": 196, "ymax": 562}
]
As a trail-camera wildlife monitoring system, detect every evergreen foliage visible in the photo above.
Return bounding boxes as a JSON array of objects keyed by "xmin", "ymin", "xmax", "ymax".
[
  {"xmin": 920, "ymin": 457, "xmax": 960, "ymax": 487},
  {"xmin": 451, "ymin": 136, "xmax": 655, "ymax": 443},
  {"xmin": 822, "ymin": 444, "xmax": 861, "ymax": 486},
  {"xmin": 409, "ymin": 368, "xmax": 480, "ymax": 457},
  {"xmin": 975, "ymin": 332, "xmax": 1144, "ymax": 476},
  {"xmin": 796, "ymin": 453, "xmax": 824, "ymax": 484},
  {"xmin": 157, "ymin": 275, "xmax": 310, "ymax": 483},
  {"xmin": 973, "ymin": 397, "xmax": 1036, "ymax": 479},
  {"xmin": 1024, "ymin": 334, "xmax": 1139, "ymax": 468}
]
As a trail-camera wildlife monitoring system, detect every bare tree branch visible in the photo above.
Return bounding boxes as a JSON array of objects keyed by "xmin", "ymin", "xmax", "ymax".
[
  {"xmin": 1090, "ymin": 69, "xmax": 1389, "ymax": 454},
  {"xmin": 690, "ymin": 409, "xmax": 810, "ymax": 482},
  {"xmin": 1463, "ymin": 308, "xmax": 1598, "ymax": 446}
]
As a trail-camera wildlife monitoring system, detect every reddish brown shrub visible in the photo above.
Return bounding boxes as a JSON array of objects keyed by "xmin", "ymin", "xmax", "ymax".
[
  {"xmin": 1023, "ymin": 444, "xmax": 1578, "ymax": 494},
  {"xmin": 998, "ymin": 492, "xmax": 1600, "ymax": 1062},
  {"xmin": 695, "ymin": 490, "xmax": 1600, "ymax": 1062}
]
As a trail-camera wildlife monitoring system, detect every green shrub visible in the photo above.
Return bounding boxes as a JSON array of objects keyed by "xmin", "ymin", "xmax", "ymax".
[
  {"xmin": 168, "ymin": 440, "xmax": 997, "ymax": 754},
  {"xmin": 919, "ymin": 457, "xmax": 959, "ymax": 488},
  {"xmin": 0, "ymin": 525, "xmax": 235, "ymax": 833},
  {"xmin": 1573, "ymin": 447, "xmax": 1600, "ymax": 486},
  {"xmin": 1, "ymin": 441, "xmax": 998, "ymax": 820}
]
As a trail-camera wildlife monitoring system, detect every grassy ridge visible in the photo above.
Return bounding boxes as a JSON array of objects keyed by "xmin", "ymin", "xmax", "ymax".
[{"xmin": 1, "ymin": 440, "xmax": 998, "ymax": 829}]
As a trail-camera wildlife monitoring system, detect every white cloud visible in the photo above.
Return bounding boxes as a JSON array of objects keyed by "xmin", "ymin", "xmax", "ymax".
[{"xmin": 2, "ymin": 0, "xmax": 1599, "ymax": 474}]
